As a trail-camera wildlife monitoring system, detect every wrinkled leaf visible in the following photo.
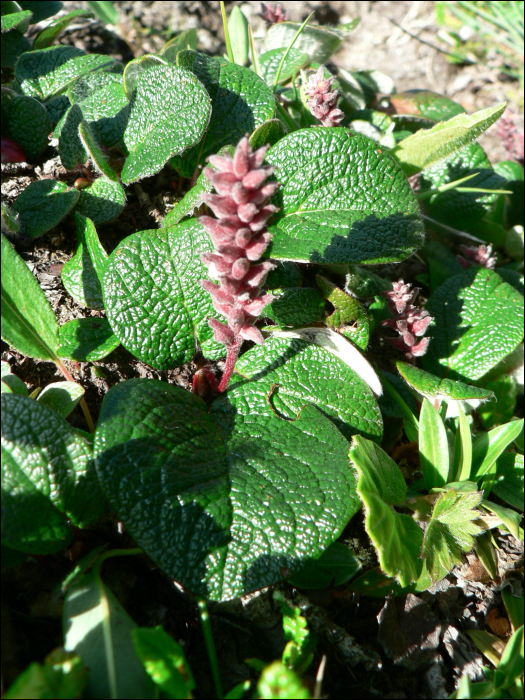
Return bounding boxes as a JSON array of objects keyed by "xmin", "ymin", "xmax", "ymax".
[
  {"xmin": 1, "ymin": 29, "xmax": 30, "ymax": 68},
  {"xmin": 58, "ymin": 104, "xmax": 87, "ymax": 169},
  {"xmin": 288, "ymin": 541, "xmax": 361, "ymax": 589},
  {"xmin": 58, "ymin": 317, "xmax": 119, "ymax": 362},
  {"xmin": 37, "ymin": 381, "xmax": 85, "ymax": 418},
  {"xmin": 62, "ymin": 213, "xmax": 108, "ymax": 309},
  {"xmin": 79, "ymin": 121, "xmax": 119, "ymax": 180},
  {"xmin": 264, "ymin": 287, "xmax": 324, "ymax": 327},
  {"xmin": 122, "ymin": 54, "xmax": 168, "ymax": 98},
  {"xmin": 8, "ymin": 95, "xmax": 51, "ymax": 161},
  {"xmin": 12, "ymin": 179, "xmax": 79, "ymax": 239},
  {"xmin": 249, "ymin": 118, "xmax": 287, "ymax": 150},
  {"xmin": 76, "ymin": 81, "xmax": 128, "ymax": 148},
  {"xmin": 75, "ymin": 177, "xmax": 125, "ymax": 224},
  {"xmin": 397, "ymin": 361, "xmax": 494, "ymax": 402},
  {"xmin": 18, "ymin": 1, "xmax": 63, "ymax": 23},
  {"xmin": 316, "ymin": 274, "xmax": 369, "ymax": 350}
]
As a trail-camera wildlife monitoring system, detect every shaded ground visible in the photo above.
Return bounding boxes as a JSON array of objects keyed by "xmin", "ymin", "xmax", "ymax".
[{"xmin": 2, "ymin": 2, "xmax": 523, "ymax": 698}]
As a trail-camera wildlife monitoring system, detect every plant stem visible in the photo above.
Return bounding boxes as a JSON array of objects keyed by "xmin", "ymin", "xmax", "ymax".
[
  {"xmin": 197, "ymin": 599, "xmax": 223, "ymax": 699},
  {"xmin": 217, "ymin": 339, "xmax": 242, "ymax": 393},
  {"xmin": 248, "ymin": 23, "xmax": 261, "ymax": 76},
  {"xmin": 56, "ymin": 360, "xmax": 96, "ymax": 433},
  {"xmin": 273, "ymin": 11, "xmax": 314, "ymax": 88},
  {"xmin": 220, "ymin": 1, "xmax": 234, "ymax": 63}
]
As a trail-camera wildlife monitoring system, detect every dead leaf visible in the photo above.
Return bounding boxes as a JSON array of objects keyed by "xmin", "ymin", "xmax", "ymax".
[{"xmin": 487, "ymin": 608, "xmax": 510, "ymax": 637}]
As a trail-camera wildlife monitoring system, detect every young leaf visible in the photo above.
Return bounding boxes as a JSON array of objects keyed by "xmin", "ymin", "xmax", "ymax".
[
  {"xmin": 274, "ymin": 592, "xmax": 315, "ymax": 673},
  {"xmin": 2, "ymin": 394, "xmax": 103, "ymax": 552},
  {"xmin": 122, "ymin": 54, "xmax": 168, "ymax": 98},
  {"xmin": 64, "ymin": 570, "xmax": 154, "ymax": 699},
  {"xmin": 94, "ymin": 378, "xmax": 361, "ymax": 601},
  {"xmin": 33, "ymin": 9, "xmax": 94, "ymax": 50},
  {"xmin": 4, "ymin": 649, "xmax": 87, "ymax": 700},
  {"xmin": 249, "ymin": 118, "xmax": 287, "ymax": 150},
  {"xmin": 453, "ymin": 403, "xmax": 472, "ymax": 483},
  {"xmin": 259, "ymin": 48, "xmax": 309, "ymax": 87},
  {"xmin": 350, "ymin": 435, "xmax": 423, "ymax": 587},
  {"xmin": 1, "ymin": 233, "xmax": 61, "ymax": 362},
  {"xmin": 159, "ymin": 29, "xmax": 198, "ymax": 62},
  {"xmin": 257, "ymin": 661, "xmax": 310, "ymax": 700},
  {"xmin": 1, "ymin": 361, "xmax": 28, "ymax": 395},
  {"xmin": 491, "ymin": 452, "xmax": 524, "ymax": 510},
  {"xmin": 79, "ymin": 121, "xmax": 119, "ymax": 180},
  {"xmin": 396, "ymin": 361, "xmax": 494, "ymax": 403},
  {"xmin": 132, "ymin": 626, "xmax": 195, "ymax": 699},
  {"xmin": 8, "ymin": 95, "xmax": 51, "ymax": 161},
  {"xmin": 228, "ymin": 5, "xmax": 249, "ymax": 66},
  {"xmin": 224, "ymin": 336, "xmax": 383, "ymax": 442},
  {"xmin": 75, "ymin": 177, "xmax": 126, "ymax": 224},
  {"xmin": 12, "ymin": 179, "xmax": 79, "ymax": 239},
  {"xmin": 287, "ymin": 541, "xmax": 361, "ymax": 589},
  {"xmin": 471, "ymin": 419, "xmax": 524, "ymax": 481},
  {"xmin": 58, "ymin": 104, "xmax": 87, "ymax": 169},
  {"xmin": 85, "ymin": 0, "xmax": 119, "ymax": 25},
  {"xmin": 264, "ymin": 287, "xmax": 324, "ymax": 327},
  {"xmin": 265, "ymin": 129, "xmax": 424, "ymax": 265},
  {"xmin": 62, "ymin": 214, "xmax": 108, "ymax": 309},
  {"xmin": 103, "ymin": 219, "xmax": 224, "ymax": 369},
  {"xmin": 423, "ymin": 267, "xmax": 524, "ymax": 382},
  {"xmin": 265, "ymin": 21, "xmax": 345, "ymax": 63},
  {"xmin": 172, "ymin": 51, "xmax": 275, "ymax": 177},
  {"xmin": 16, "ymin": 46, "xmax": 114, "ymax": 100},
  {"xmin": 390, "ymin": 102, "xmax": 506, "ymax": 176},
  {"xmin": 58, "ymin": 317, "xmax": 120, "ymax": 362},
  {"xmin": 37, "ymin": 380, "xmax": 85, "ymax": 418},
  {"xmin": 68, "ymin": 70, "xmax": 122, "ymax": 104},
  {"xmin": 121, "ymin": 63, "xmax": 212, "ymax": 183},
  {"xmin": 421, "ymin": 489, "xmax": 485, "ymax": 580},
  {"xmin": 316, "ymin": 274, "xmax": 369, "ymax": 350},
  {"xmin": 76, "ymin": 81, "xmax": 128, "ymax": 148},
  {"xmin": 419, "ymin": 398, "xmax": 450, "ymax": 489}
]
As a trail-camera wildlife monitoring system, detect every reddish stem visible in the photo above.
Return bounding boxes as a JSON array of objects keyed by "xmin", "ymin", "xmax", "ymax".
[{"xmin": 217, "ymin": 339, "xmax": 243, "ymax": 393}]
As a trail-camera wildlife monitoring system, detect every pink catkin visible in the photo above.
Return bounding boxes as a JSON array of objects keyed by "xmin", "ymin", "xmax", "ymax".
[
  {"xmin": 259, "ymin": 3, "xmax": 289, "ymax": 24},
  {"xmin": 381, "ymin": 280, "xmax": 433, "ymax": 360},
  {"xmin": 457, "ymin": 244, "xmax": 497, "ymax": 270},
  {"xmin": 198, "ymin": 137, "xmax": 280, "ymax": 393},
  {"xmin": 303, "ymin": 66, "xmax": 345, "ymax": 128}
]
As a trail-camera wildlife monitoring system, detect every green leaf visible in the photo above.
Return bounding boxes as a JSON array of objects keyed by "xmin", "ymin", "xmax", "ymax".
[
  {"xmin": 85, "ymin": 0, "xmax": 119, "ymax": 25},
  {"xmin": 103, "ymin": 219, "xmax": 223, "ymax": 369},
  {"xmin": 68, "ymin": 70, "xmax": 122, "ymax": 104},
  {"xmin": 163, "ymin": 172, "xmax": 213, "ymax": 229},
  {"xmin": 64, "ymin": 570, "xmax": 154, "ymax": 700},
  {"xmin": 471, "ymin": 419, "xmax": 524, "ymax": 481},
  {"xmin": 275, "ymin": 591, "xmax": 315, "ymax": 673},
  {"xmin": 1, "ymin": 201, "xmax": 20, "ymax": 234},
  {"xmin": 420, "ymin": 143, "xmax": 507, "ymax": 229},
  {"xmin": 33, "ymin": 10, "xmax": 94, "ymax": 50},
  {"xmin": 346, "ymin": 265, "xmax": 391, "ymax": 297},
  {"xmin": 390, "ymin": 102, "xmax": 506, "ymax": 177},
  {"xmin": 264, "ymin": 287, "xmax": 324, "ymax": 327},
  {"xmin": 58, "ymin": 317, "xmax": 119, "ymax": 362},
  {"xmin": 479, "ymin": 374, "xmax": 517, "ymax": 429},
  {"xmin": 4, "ymin": 649, "xmax": 87, "ymax": 700},
  {"xmin": 265, "ymin": 21, "xmax": 344, "ymax": 64},
  {"xmin": 1, "ymin": 543, "xmax": 27, "ymax": 568},
  {"xmin": 1, "ymin": 233, "xmax": 61, "ymax": 361},
  {"xmin": 396, "ymin": 361, "xmax": 494, "ymax": 403},
  {"xmin": 423, "ymin": 267, "xmax": 524, "ymax": 382},
  {"xmin": 95, "ymin": 379, "xmax": 361, "ymax": 601},
  {"xmin": 18, "ymin": 1, "xmax": 63, "ymax": 23},
  {"xmin": 419, "ymin": 398, "xmax": 450, "ymax": 489},
  {"xmin": 475, "ymin": 530, "xmax": 497, "ymax": 580},
  {"xmin": 390, "ymin": 90, "xmax": 465, "ymax": 121},
  {"xmin": 259, "ymin": 48, "xmax": 309, "ymax": 87},
  {"xmin": 422, "ymin": 240, "xmax": 463, "ymax": 292},
  {"xmin": 316, "ymin": 274, "xmax": 369, "ymax": 350},
  {"xmin": 249, "ymin": 118, "xmax": 287, "ymax": 150},
  {"xmin": 266, "ymin": 261, "xmax": 302, "ymax": 290},
  {"xmin": 1, "ymin": 394, "xmax": 103, "ymax": 553},
  {"xmin": 172, "ymin": 51, "xmax": 275, "ymax": 177},
  {"xmin": 481, "ymin": 500, "xmax": 521, "ymax": 540},
  {"xmin": 79, "ymin": 121, "xmax": 119, "ymax": 180},
  {"xmin": 1, "ymin": 361, "xmax": 28, "ymax": 395},
  {"xmin": 58, "ymin": 104, "xmax": 87, "ymax": 169},
  {"xmin": 75, "ymin": 177, "xmax": 126, "ymax": 225},
  {"xmin": 62, "ymin": 213, "xmax": 108, "ymax": 309},
  {"xmin": 12, "ymin": 179, "xmax": 79, "ymax": 239},
  {"xmin": 501, "ymin": 587, "xmax": 524, "ymax": 632},
  {"xmin": 1, "ymin": 29, "xmax": 30, "ymax": 68},
  {"xmin": 159, "ymin": 29, "xmax": 198, "ymax": 62},
  {"xmin": 76, "ymin": 81, "xmax": 128, "ymax": 148},
  {"xmin": 132, "ymin": 626, "xmax": 195, "ymax": 699},
  {"xmin": 16, "ymin": 46, "xmax": 114, "ymax": 100},
  {"xmin": 350, "ymin": 436, "xmax": 423, "ymax": 586},
  {"xmin": 265, "ymin": 128, "xmax": 424, "ymax": 265},
  {"xmin": 37, "ymin": 380, "xmax": 84, "ymax": 418},
  {"xmin": 121, "ymin": 63, "xmax": 211, "ymax": 183},
  {"xmin": 421, "ymin": 489, "xmax": 484, "ymax": 580},
  {"xmin": 288, "ymin": 541, "xmax": 361, "ymax": 589},
  {"xmin": 122, "ymin": 54, "xmax": 168, "ymax": 98},
  {"xmin": 8, "ymin": 95, "xmax": 51, "ymax": 161},
  {"xmin": 224, "ymin": 336, "xmax": 383, "ymax": 442},
  {"xmin": 377, "ymin": 371, "xmax": 419, "ymax": 442},
  {"xmin": 497, "ymin": 626, "xmax": 524, "ymax": 690},
  {"xmin": 492, "ymin": 453, "xmax": 524, "ymax": 511},
  {"xmin": 1, "ymin": 9, "xmax": 32, "ymax": 33},
  {"xmin": 228, "ymin": 5, "xmax": 249, "ymax": 66},
  {"xmin": 257, "ymin": 661, "xmax": 310, "ymax": 699},
  {"xmin": 453, "ymin": 402, "xmax": 473, "ymax": 483}
]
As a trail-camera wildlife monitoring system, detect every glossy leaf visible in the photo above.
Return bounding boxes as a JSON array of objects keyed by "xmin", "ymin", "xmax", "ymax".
[
  {"xmin": 4, "ymin": 649, "xmax": 87, "ymax": 700},
  {"xmin": 1, "ymin": 29, "xmax": 30, "ymax": 68},
  {"xmin": 62, "ymin": 214, "xmax": 108, "ymax": 309},
  {"xmin": 12, "ymin": 179, "xmax": 79, "ymax": 239},
  {"xmin": 350, "ymin": 436, "xmax": 423, "ymax": 586},
  {"xmin": 1, "ymin": 233, "xmax": 61, "ymax": 361},
  {"xmin": 121, "ymin": 63, "xmax": 211, "ymax": 183},
  {"xmin": 68, "ymin": 70, "xmax": 122, "ymax": 104},
  {"xmin": 37, "ymin": 381, "xmax": 85, "ymax": 418},
  {"xmin": 396, "ymin": 362, "xmax": 494, "ymax": 402},
  {"xmin": 288, "ymin": 541, "xmax": 361, "ymax": 589},
  {"xmin": 75, "ymin": 177, "xmax": 125, "ymax": 224},
  {"xmin": 419, "ymin": 398, "xmax": 450, "ymax": 489},
  {"xmin": 1, "ymin": 394, "xmax": 103, "ymax": 553},
  {"xmin": 391, "ymin": 102, "xmax": 506, "ymax": 176},
  {"xmin": 471, "ymin": 419, "xmax": 525, "ymax": 481},
  {"xmin": 423, "ymin": 267, "xmax": 524, "ymax": 382},
  {"xmin": 122, "ymin": 54, "xmax": 168, "ymax": 98},
  {"xmin": 8, "ymin": 95, "xmax": 51, "ymax": 161},
  {"xmin": 264, "ymin": 287, "xmax": 324, "ymax": 327},
  {"xmin": 224, "ymin": 336, "xmax": 383, "ymax": 442},
  {"xmin": 389, "ymin": 91, "xmax": 465, "ymax": 121},
  {"xmin": 76, "ymin": 81, "xmax": 128, "ymax": 148},
  {"xmin": 1, "ymin": 361, "xmax": 28, "ymax": 395},
  {"xmin": 58, "ymin": 104, "xmax": 87, "ymax": 169},
  {"xmin": 64, "ymin": 570, "xmax": 154, "ymax": 699},
  {"xmin": 249, "ymin": 118, "xmax": 287, "ymax": 150},
  {"xmin": 58, "ymin": 317, "xmax": 119, "ymax": 362},
  {"xmin": 18, "ymin": 1, "xmax": 63, "ymax": 23},
  {"xmin": 259, "ymin": 48, "xmax": 309, "ymax": 87},
  {"xmin": 316, "ymin": 274, "xmax": 369, "ymax": 350},
  {"xmin": 94, "ymin": 378, "xmax": 360, "ymax": 601},
  {"xmin": 103, "ymin": 219, "xmax": 223, "ymax": 369},
  {"xmin": 33, "ymin": 9, "xmax": 94, "ymax": 50},
  {"xmin": 173, "ymin": 51, "xmax": 275, "ymax": 177},
  {"xmin": 16, "ymin": 46, "xmax": 114, "ymax": 100},
  {"xmin": 132, "ymin": 626, "xmax": 195, "ymax": 699},
  {"xmin": 492, "ymin": 452, "xmax": 524, "ymax": 510},
  {"xmin": 265, "ymin": 21, "xmax": 344, "ymax": 64},
  {"xmin": 163, "ymin": 171, "xmax": 213, "ymax": 228},
  {"xmin": 265, "ymin": 128, "xmax": 424, "ymax": 265}
]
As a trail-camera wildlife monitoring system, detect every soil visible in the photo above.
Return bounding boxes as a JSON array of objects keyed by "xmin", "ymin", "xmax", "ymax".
[{"xmin": 2, "ymin": 2, "xmax": 523, "ymax": 698}]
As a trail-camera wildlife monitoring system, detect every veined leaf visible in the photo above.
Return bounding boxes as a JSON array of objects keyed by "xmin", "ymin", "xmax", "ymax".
[
  {"xmin": 419, "ymin": 398, "xmax": 450, "ymax": 489},
  {"xmin": 37, "ymin": 380, "xmax": 84, "ymax": 418},
  {"xmin": 265, "ymin": 21, "xmax": 345, "ymax": 64},
  {"xmin": 12, "ymin": 179, "xmax": 79, "ymax": 239},
  {"xmin": 75, "ymin": 177, "xmax": 126, "ymax": 225},
  {"xmin": 62, "ymin": 214, "xmax": 108, "ymax": 310},
  {"xmin": 8, "ymin": 95, "xmax": 51, "ymax": 161},
  {"xmin": 122, "ymin": 54, "xmax": 168, "ymax": 99},
  {"xmin": 259, "ymin": 48, "xmax": 309, "ymax": 87},
  {"xmin": 396, "ymin": 361, "xmax": 494, "ymax": 403},
  {"xmin": 264, "ymin": 287, "xmax": 324, "ymax": 328},
  {"xmin": 58, "ymin": 317, "xmax": 119, "ymax": 362}
]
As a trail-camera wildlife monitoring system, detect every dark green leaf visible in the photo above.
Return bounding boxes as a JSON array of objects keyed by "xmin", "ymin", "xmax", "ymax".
[
  {"xmin": 4, "ymin": 649, "xmax": 87, "ymax": 700},
  {"xmin": 266, "ymin": 261, "xmax": 302, "ymax": 290},
  {"xmin": 75, "ymin": 177, "xmax": 125, "ymax": 224},
  {"xmin": 58, "ymin": 317, "xmax": 119, "ymax": 362},
  {"xmin": 377, "ymin": 370, "xmax": 419, "ymax": 442},
  {"xmin": 316, "ymin": 274, "xmax": 369, "ymax": 350},
  {"xmin": 37, "ymin": 380, "xmax": 84, "ymax": 418},
  {"xmin": 1, "ymin": 9, "xmax": 32, "ymax": 33},
  {"xmin": 265, "ymin": 129, "xmax": 424, "ymax": 265},
  {"xmin": 264, "ymin": 287, "xmax": 324, "ymax": 327},
  {"xmin": 1, "ymin": 361, "xmax": 28, "ymax": 395},
  {"xmin": 397, "ymin": 362, "xmax": 494, "ymax": 402},
  {"xmin": 103, "ymin": 219, "xmax": 223, "ymax": 369},
  {"xmin": 62, "ymin": 213, "xmax": 108, "ymax": 309},
  {"xmin": 479, "ymin": 374, "xmax": 517, "ymax": 429},
  {"xmin": 390, "ymin": 91, "xmax": 465, "ymax": 121},
  {"xmin": 259, "ymin": 48, "xmax": 309, "ymax": 87},
  {"xmin": 58, "ymin": 104, "xmax": 87, "ymax": 169},
  {"xmin": 18, "ymin": 1, "xmax": 63, "ymax": 24},
  {"xmin": 43, "ymin": 94, "xmax": 69, "ymax": 124},
  {"xmin": 492, "ymin": 452, "xmax": 524, "ymax": 511},
  {"xmin": 95, "ymin": 378, "xmax": 360, "ymax": 601},
  {"xmin": 288, "ymin": 541, "xmax": 361, "ymax": 589},
  {"xmin": 79, "ymin": 121, "xmax": 119, "ymax": 180},
  {"xmin": 1, "ymin": 29, "xmax": 30, "ymax": 68},
  {"xmin": 33, "ymin": 10, "xmax": 94, "ymax": 50},
  {"xmin": 1, "ymin": 233, "xmax": 61, "ymax": 361},
  {"xmin": 249, "ymin": 118, "xmax": 287, "ymax": 150},
  {"xmin": 423, "ymin": 267, "xmax": 524, "ymax": 382},
  {"xmin": 76, "ymin": 81, "xmax": 128, "ymax": 148},
  {"xmin": 13, "ymin": 178, "xmax": 79, "ymax": 238},
  {"xmin": 122, "ymin": 63, "xmax": 211, "ymax": 183},
  {"xmin": 423, "ymin": 240, "xmax": 464, "ymax": 291},
  {"xmin": 163, "ymin": 171, "xmax": 213, "ymax": 228},
  {"xmin": 1, "ymin": 543, "xmax": 27, "ymax": 568}
]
